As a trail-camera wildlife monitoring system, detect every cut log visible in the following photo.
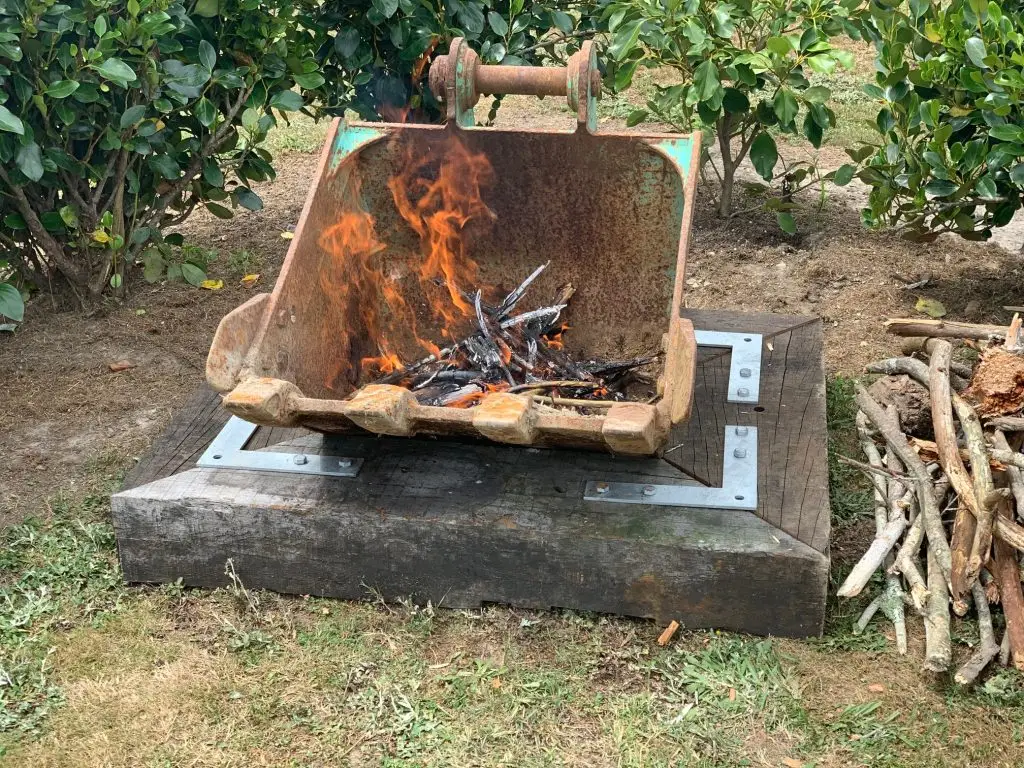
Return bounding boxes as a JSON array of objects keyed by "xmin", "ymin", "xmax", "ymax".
[
  {"xmin": 966, "ymin": 346, "xmax": 1024, "ymax": 418},
  {"xmin": 927, "ymin": 340, "xmax": 977, "ymax": 613},
  {"xmin": 954, "ymin": 581, "xmax": 1001, "ymax": 685},
  {"xmin": 884, "ymin": 318, "xmax": 1008, "ymax": 341},
  {"xmin": 923, "ymin": 547, "xmax": 951, "ymax": 673},
  {"xmin": 993, "ymin": 500, "xmax": 1024, "ymax": 671}
]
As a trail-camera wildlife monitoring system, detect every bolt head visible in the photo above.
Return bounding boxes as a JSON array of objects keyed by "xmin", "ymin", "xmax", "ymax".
[
  {"xmin": 596, "ymin": 482, "xmax": 610, "ymax": 494},
  {"xmin": 642, "ymin": 484, "xmax": 656, "ymax": 497},
  {"xmin": 293, "ymin": 454, "xmax": 309, "ymax": 465},
  {"xmin": 338, "ymin": 458, "xmax": 353, "ymax": 468},
  {"xmin": 735, "ymin": 426, "xmax": 749, "ymax": 437},
  {"xmin": 733, "ymin": 448, "xmax": 748, "ymax": 459},
  {"xmin": 739, "ymin": 367, "xmax": 752, "ymax": 378},
  {"xmin": 736, "ymin": 387, "xmax": 750, "ymax": 398}
]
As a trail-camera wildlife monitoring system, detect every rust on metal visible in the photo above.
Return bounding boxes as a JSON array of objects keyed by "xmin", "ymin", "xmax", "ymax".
[{"xmin": 206, "ymin": 40, "xmax": 700, "ymax": 455}]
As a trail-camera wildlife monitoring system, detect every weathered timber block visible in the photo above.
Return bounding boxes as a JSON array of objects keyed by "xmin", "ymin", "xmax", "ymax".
[
  {"xmin": 114, "ymin": 310, "xmax": 830, "ymax": 637},
  {"xmin": 113, "ymin": 457, "xmax": 826, "ymax": 637}
]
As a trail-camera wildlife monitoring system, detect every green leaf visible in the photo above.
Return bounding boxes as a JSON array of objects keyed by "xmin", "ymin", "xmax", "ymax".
[
  {"xmin": 609, "ymin": 20, "xmax": 642, "ymax": 62},
  {"xmin": 776, "ymin": 212, "xmax": 796, "ymax": 234},
  {"xmin": 924, "ymin": 179, "xmax": 958, "ymax": 198},
  {"xmin": 990, "ymin": 124, "xmax": 1024, "ymax": 142},
  {"xmin": 915, "ymin": 296, "xmax": 947, "ymax": 318},
  {"xmin": 59, "ymin": 204, "xmax": 79, "ymax": 228},
  {"xmin": 722, "ymin": 88, "xmax": 749, "ymax": 114},
  {"xmin": 372, "ymin": 0, "xmax": 399, "ymax": 18},
  {"xmin": 194, "ymin": 0, "xmax": 219, "ymax": 17},
  {"xmin": 0, "ymin": 104, "xmax": 24, "ymax": 135},
  {"xmin": 1010, "ymin": 163, "xmax": 1024, "ymax": 185},
  {"xmin": 142, "ymin": 247, "xmax": 166, "ymax": 283},
  {"xmin": 803, "ymin": 86, "xmax": 831, "ymax": 104},
  {"xmin": 552, "ymin": 10, "xmax": 573, "ymax": 34},
  {"xmin": 180, "ymin": 262, "xmax": 207, "ymax": 287},
  {"xmin": 110, "ymin": 273, "xmax": 122, "ymax": 289},
  {"xmin": 119, "ymin": 105, "xmax": 147, "ymax": 129},
  {"xmin": 199, "ymin": 40, "xmax": 217, "ymax": 71},
  {"xmin": 95, "ymin": 58, "xmax": 137, "ymax": 86},
  {"xmin": 148, "ymin": 154, "xmax": 179, "ymax": 180},
  {"xmin": 232, "ymin": 187, "xmax": 264, "ymax": 211},
  {"xmin": 805, "ymin": 54, "xmax": 836, "ymax": 75},
  {"xmin": 203, "ymin": 161, "xmax": 224, "ymax": 187},
  {"xmin": 294, "ymin": 72, "xmax": 325, "ymax": 90},
  {"xmin": 16, "ymin": 142, "xmax": 43, "ymax": 181},
  {"xmin": 488, "ymin": 11, "xmax": 509, "ymax": 36},
  {"xmin": 965, "ymin": 37, "xmax": 987, "ymax": 68},
  {"xmin": 976, "ymin": 173, "xmax": 1000, "ymax": 200},
  {"xmin": 45, "ymin": 80, "xmax": 79, "ymax": 99},
  {"xmin": 94, "ymin": 15, "xmax": 107, "ymax": 37},
  {"xmin": 626, "ymin": 109, "xmax": 648, "ymax": 127},
  {"xmin": 833, "ymin": 164, "xmax": 855, "ymax": 186},
  {"xmin": 195, "ymin": 97, "xmax": 216, "ymax": 127},
  {"xmin": 241, "ymin": 107, "xmax": 259, "ymax": 130},
  {"xmin": 335, "ymin": 28, "xmax": 360, "ymax": 59},
  {"xmin": 0, "ymin": 283, "xmax": 24, "ymax": 322},
  {"xmin": 766, "ymin": 36, "xmax": 792, "ymax": 56},
  {"xmin": 270, "ymin": 90, "xmax": 304, "ymax": 112},
  {"xmin": 749, "ymin": 133, "xmax": 778, "ymax": 181},
  {"xmin": 773, "ymin": 89, "xmax": 798, "ymax": 126},
  {"xmin": 206, "ymin": 202, "xmax": 233, "ymax": 219},
  {"xmin": 693, "ymin": 59, "xmax": 719, "ymax": 102}
]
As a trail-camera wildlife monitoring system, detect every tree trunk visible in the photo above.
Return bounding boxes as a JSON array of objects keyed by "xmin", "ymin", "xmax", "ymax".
[
  {"xmin": 718, "ymin": 170, "xmax": 734, "ymax": 218},
  {"xmin": 716, "ymin": 115, "xmax": 734, "ymax": 218}
]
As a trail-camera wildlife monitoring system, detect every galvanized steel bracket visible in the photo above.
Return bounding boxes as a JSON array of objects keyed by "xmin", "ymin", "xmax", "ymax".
[
  {"xmin": 584, "ymin": 425, "xmax": 758, "ymax": 510},
  {"xmin": 583, "ymin": 329, "xmax": 764, "ymax": 510},
  {"xmin": 197, "ymin": 416, "xmax": 363, "ymax": 477}
]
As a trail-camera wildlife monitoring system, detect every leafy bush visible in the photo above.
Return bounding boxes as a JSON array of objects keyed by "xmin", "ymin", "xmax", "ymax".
[
  {"xmin": 0, "ymin": 0, "xmax": 320, "ymax": 299},
  {"xmin": 602, "ymin": 0, "xmax": 861, "ymax": 224},
  {"xmin": 858, "ymin": 0, "xmax": 1024, "ymax": 241},
  {"xmin": 311, "ymin": 0, "xmax": 600, "ymax": 121}
]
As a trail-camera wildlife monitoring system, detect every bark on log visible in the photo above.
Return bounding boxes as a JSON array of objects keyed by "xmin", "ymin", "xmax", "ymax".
[
  {"xmin": 855, "ymin": 384, "xmax": 953, "ymax": 585},
  {"xmin": 954, "ymin": 580, "xmax": 1001, "ymax": 685},
  {"xmin": 885, "ymin": 318, "xmax": 1008, "ymax": 341},
  {"xmin": 928, "ymin": 340, "xmax": 977, "ymax": 613},
  {"xmin": 993, "ymin": 500, "xmax": 1024, "ymax": 671},
  {"xmin": 837, "ymin": 516, "xmax": 908, "ymax": 598},
  {"xmin": 923, "ymin": 546, "xmax": 952, "ymax": 673},
  {"xmin": 987, "ymin": 416, "xmax": 1024, "ymax": 432},
  {"xmin": 951, "ymin": 391, "xmax": 997, "ymax": 581}
]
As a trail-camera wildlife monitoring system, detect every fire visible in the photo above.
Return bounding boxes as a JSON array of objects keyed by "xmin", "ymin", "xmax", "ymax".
[
  {"xmin": 318, "ymin": 132, "xmax": 495, "ymax": 391},
  {"xmin": 544, "ymin": 323, "xmax": 570, "ymax": 351},
  {"xmin": 447, "ymin": 381, "xmax": 508, "ymax": 409}
]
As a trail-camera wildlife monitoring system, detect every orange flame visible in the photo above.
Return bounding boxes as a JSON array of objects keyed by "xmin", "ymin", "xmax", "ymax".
[{"xmin": 318, "ymin": 133, "xmax": 495, "ymax": 391}]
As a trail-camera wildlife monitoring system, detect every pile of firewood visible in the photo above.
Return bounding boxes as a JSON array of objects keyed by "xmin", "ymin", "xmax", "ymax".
[
  {"xmin": 373, "ymin": 262, "xmax": 659, "ymax": 409},
  {"xmin": 839, "ymin": 315, "xmax": 1024, "ymax": 683}
]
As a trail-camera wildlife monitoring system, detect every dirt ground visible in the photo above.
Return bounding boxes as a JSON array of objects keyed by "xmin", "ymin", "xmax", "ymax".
[{"xmin": 2, "ymin": 139, "xmax": 1019, "ymax": 525}]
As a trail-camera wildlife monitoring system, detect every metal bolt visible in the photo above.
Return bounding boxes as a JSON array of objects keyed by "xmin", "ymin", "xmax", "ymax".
[
  {"xmin": 733, "ymin": 448, "xmax": 747, "ymax": 459},
  {"xmin": 736, "ymin": 387, "xmax": 750, "ymax": 398},
  {"xmin": 596, "ymin": 482, "xmax": 610, "ymax": 494},
  {"xmin": 739, "ymin": 367, "xmax": 752, "ymax": 378},
  {"xmin": 735, "ymin": 426, "xmax": 749, "ymax": 436},
  {"xmin": 293, "ymin": 454, "xmax": 308, "ymax": 465},
  {"xmin": 642, "ymin": 484, "xmax": 656, "ymax": 497},
  {"xmin": 338, "ymin": 458, "xmax": 353, "ymax": 468}
]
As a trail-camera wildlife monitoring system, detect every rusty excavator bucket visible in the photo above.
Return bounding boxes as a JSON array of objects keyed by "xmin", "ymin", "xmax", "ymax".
[{"xmin": 206, "ymin": 40, "xmax": 700, "ymax": 455}]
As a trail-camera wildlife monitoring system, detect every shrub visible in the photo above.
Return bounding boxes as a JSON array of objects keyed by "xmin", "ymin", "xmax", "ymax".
[
  {"xmin": 858, "ymin": 0, "xmax": 1024, "ymax": 241},
  {"xmin": 0, "ymin": 0, "xmax": 321, "ymax": 300},
  {"xmin": 310, "ymin": 0, "xmax": 601, "ymax": 121},
  {"xmin": 601, "ymin": 0, "xmax": 862, "ymax": 225}
]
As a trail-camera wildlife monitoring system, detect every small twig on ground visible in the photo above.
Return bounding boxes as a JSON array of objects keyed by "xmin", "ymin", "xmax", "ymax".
[{"xmin": 657, "ymin": 620, "xmax": 681, "ymax": 647}]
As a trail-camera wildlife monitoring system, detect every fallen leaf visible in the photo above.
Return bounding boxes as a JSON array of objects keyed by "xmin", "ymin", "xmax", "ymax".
[
  {"xmin": 241, "ymin": 273, "xmax": 261, "ymax": 287},
  {"xmin": 281, "ymin": 231, "xmax": 294, "ymax": 240},
  {"xmin": 91, "ymin": 229, "xmax": 111, "ymax": 244},
  {"xmin": 782, "ymin": 759, "xmax": 803, "ymax": 768},
  {"xmin": 108, "ymin": 360, "xmax": 136, "ymax": 372},
  {"xmin": 134, "ymin": 308, "xmax": 146, "ymax": 316},
  {"xmin": 491, "ymin": 677, "xmax": 502, "ymax": 689},
  {"xmin": 728, "ymin": 687, "xmax": 736, "ymax": 701},
  {"xmin": 868, "ymin": 683, "xmax": 886, "ymax": 693},
  {"xmin": 915, "ymin": 296, "xmax": 947, "ymax": 318},
  {"xmin": 200, "ymin": 279, "xmax": 224, "ymax": 290}
]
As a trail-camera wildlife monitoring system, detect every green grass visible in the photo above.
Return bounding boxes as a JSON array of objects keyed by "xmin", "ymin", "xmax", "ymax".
[{"xmin": 826, "ymin": 375, "xmax": 875, "ymax": 526}]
